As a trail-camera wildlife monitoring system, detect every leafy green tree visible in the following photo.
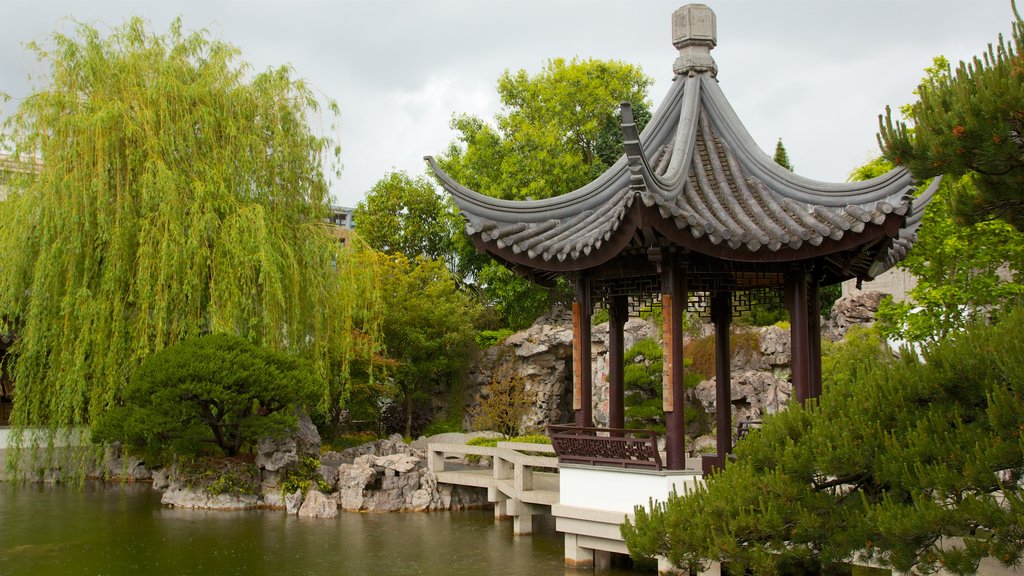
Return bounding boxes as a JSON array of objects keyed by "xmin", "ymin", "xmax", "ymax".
[
  {"xmin": 377, "ymin": 254, "xmax": 481, "ymax": 438},
  {"xmin": 438, "ymin": 57, "xmax": 653, "ymax": 201},
  {"xmin": 353, "ymin": 170, "xmax": 458, "ymax": 265},
  {"xmin": 92, "ymin": 334, "xmax": 319, "ymax": 463},
  {"xmin": 878, "ymin": 8, "xmax": 1024, "ymax": 228},
  {"xmin": 436, "ymin": 58, "xmax": 650, "ymax": 329},
  {"xmin": 850, "ymin": 158, "xmax": 1024, "ymax": 345},
  {"xmin": 623, "ymin": 315, "xmax": 1024, "ymax": 575},
  {"xmin": 470, "ymin": 352, "xmax": 532, "ymax": 438},
  {"xmin": 773, "ymin": 138, "xmax": 794, "ymax": 171},
  {"xmin": 0, "ymin": 18, "xmax": 380, "ymax": 445}
]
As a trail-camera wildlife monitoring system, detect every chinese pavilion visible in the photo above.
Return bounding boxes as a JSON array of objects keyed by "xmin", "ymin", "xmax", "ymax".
[{"xmin": 427, "ymin": 4, "xmax": 935, "ymax": 474}]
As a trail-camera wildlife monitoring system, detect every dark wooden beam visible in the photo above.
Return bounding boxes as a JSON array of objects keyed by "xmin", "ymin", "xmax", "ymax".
[
  {"xmin": 786, "ymin": 266, "xmax": 811, "ymax": 404},
  {"xmin": 808, "ymin": 278, "xmax": 823, "ymax": 399},
  {"xmin": 573, "ymin": 275, "xmax": 594, "ymax": 427},
  {"xmin": 712, "ymin": 291, "xmax": 732, "ymax": 457},
  {"xmin": 661, "ymin": 262, "xmax": 687, "ymax": 470},
  {"xmin": 608, "ymin": 295, "xmax": 628, "ymax": 431}
]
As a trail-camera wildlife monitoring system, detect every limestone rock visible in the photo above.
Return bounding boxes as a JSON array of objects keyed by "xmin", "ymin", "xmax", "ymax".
[
  {"xmin": 285, "ymin": 489, "xmax": 304, "ymax": 515},
  {"xmin": 92, "ymin": 443, "xmax": 153, "ymax": 482},
  {"xmin": 151, "ymin": 467, "xmax": 173, "ymax": 491},
  {"xmin": 694, "ymin": 370, "xmax": 792, "ymax": 431},
  {"xmin": 161, "ymin": 485, "xmax": 258, "ymax": 510},
  {"xmin": 255, "ymin": 408, "xmax": 321, "ymax": 472},
  {"xmin": 297, "ymin": 489, "xmax": 337, "ymax": 519},
  {"xmin": 824, "ymin": 291, "xmax": 886, "ymax": 341}
]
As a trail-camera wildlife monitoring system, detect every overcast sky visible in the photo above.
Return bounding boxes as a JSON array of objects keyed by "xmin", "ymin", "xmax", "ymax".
[{"xmin": 0, "ymin": 1, "xmax": 1015, "ymax": 207}]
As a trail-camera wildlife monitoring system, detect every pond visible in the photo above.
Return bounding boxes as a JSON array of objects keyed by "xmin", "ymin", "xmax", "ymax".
[{"xmin": 0, "ymin": 481, "xmax": 640, "ymax": 575}]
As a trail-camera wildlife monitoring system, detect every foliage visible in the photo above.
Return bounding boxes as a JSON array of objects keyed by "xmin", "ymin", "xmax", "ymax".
[
  {"xmin": 421, "ymin": 417, "xmax": 464, "ymax": 437},
  {"xmin": 849, "ymin": 153, "xmax": 1024, "ymax": 344},
  {"xmin": 91, "ymin": 334, "xmax": 319, "ymax": 463},
  {"xmin": 623, "ymin": 338, "xmax": 665, "ymax": 433},
  {"xmin": 0, "ymin": 18, "xmax": 381, "ymax": 452},
  {"xmin": 437, "ymin": 57, "xmax": 653, "ymax": 201},
  {"xmin": 377, "ymin": 254, "xmax": 480, "ymax": 438},
  {"xmin": 470, "ymin": 353, "xmax": 533, "ymax": 438},
  {"xmin": 279, "ymin": 455, "xmax": 331, "ymax": 496},
  {"xmin": 624, "ymin": 338, "xmax": 706, "ymax": 435},
  {"xmin": 623, "ymin": 308, "xmax": 1024, "ymax": 576},
  {"xmin": 475, "ymin": 259, "xmax": 571, "ymax": 331},
  {"xmin": 177, "ymin": 457, "xmax": 261, "ymax": 496},
  {"xmin": 475, "ymin": 328, "xmax": 514, "ymax": 350},
  {"xmin": 353, "ymin": 170, "xmax": 458, "ymax": 265},
  {"xmin": 436, "ymin": 57, "xmax": 651, "ymax": 330},
  {"xmin": 466, "ymin": 434, "xmax": 551, "ymax": 449},
  {"xmin": 878, "ymin": 9, "xmax": 1024, "ymax": 229},
  {"xmin": 773, "ymin": 138, "xmax": 794, "ymax": 171},
  {"xmin": 685, "ymin": 330, "xmax": 761, "ymax": 379}
]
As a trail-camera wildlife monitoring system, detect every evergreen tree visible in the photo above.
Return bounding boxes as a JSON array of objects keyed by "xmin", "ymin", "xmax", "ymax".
[
  {"xmin": 773, "ymin": 138, "xmax": 794, "ymax": 171},
  {"xmin": 623, "ymin": 318, "xmax": 1024, "ymax": 575},
  {"xmin": 878, "ymin": 6, "xmax": 1024, "ymax": 228},
  {"xmin": 623, "ymin": 338, "xmax": 665, "ymax": 434},
  {"xmin": 0, "ymin": 19, "xmax": 381, "ymax": 453}
]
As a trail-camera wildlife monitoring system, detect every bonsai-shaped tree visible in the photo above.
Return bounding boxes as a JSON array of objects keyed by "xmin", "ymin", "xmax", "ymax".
[{"xmin": 92, "ymin": 333, "xmax": 319, "ymax": 463}]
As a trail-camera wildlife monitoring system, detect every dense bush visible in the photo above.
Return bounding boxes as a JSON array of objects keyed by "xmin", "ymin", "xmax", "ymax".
[
  {"xmin": 92, "ymin": 333, "xmax": 319, "ymax": 464},
  {"xmin": 624, "ymin": 310, "xmax": 1024, "ymax": 575}
]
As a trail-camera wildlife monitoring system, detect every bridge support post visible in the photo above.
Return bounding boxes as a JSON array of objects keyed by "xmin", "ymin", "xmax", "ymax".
[
  {"xmin": 509, "ymin": 499, "xmax": 537, "ymax": 535},
  {"xmin": 564, "ymin": 533, "xmax": 594, "ymax": 569}
]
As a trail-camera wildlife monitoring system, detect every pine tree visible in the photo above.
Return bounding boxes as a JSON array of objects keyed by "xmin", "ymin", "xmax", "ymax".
[
  {"xmin": 878, "ymin": 5, "xmax": 1024, "ymax": 228},
  {"xmin": 623, "ymin": 317, "xmax": 1024, "ymax": 575},
  {"xmin": 773, "ymin": 138, "xmax": 794, "ymax": 171}
]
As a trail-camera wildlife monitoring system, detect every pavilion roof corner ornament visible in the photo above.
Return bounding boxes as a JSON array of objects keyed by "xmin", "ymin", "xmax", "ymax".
[{"xmin": 672, "ymin": 3, "xmax": 717, "ymax": 78}]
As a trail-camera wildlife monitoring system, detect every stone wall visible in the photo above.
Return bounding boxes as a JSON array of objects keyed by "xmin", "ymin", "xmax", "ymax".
[{"xmin": 467, "ymin": 292, "xmax": 886, "ymax": 444}]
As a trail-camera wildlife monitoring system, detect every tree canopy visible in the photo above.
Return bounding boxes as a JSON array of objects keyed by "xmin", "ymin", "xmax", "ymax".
[
  {"xmin": 623, "ymin": 315, "xmax": 1024, "ymax": 575},
  {"xmin": 92, "ymin": 333, "xmax": 319, "ymax": 463},
  {"xmin": 352, "ymin": 170, "xmax": 458, "ymax": 266},
  {"xmin": 878, "ymin": 7, "xmax": 1024, "ymax": 228},
  {"xmin": 437, "ymin": 57, "xmax": 652, "ymax": 201},
  {"xmin": 0, "ymin": 18, "xmax": 381, "ymax": 444},
  {"xmin": 376, "ymin": 254, "xmax": 480, "ymax": 438},
  {"xmin": 433, "ymin": 57, "xmax": 652, "ymax": 329}
]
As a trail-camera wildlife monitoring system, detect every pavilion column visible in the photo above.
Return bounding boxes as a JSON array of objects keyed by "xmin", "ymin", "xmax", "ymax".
[
  {"xmin": 661, "ymin": 263, "xmax": 687, "ymax": 470},
  {"xmin": 712, "ymin": 291, "xmax": 732, "ymax": 459},
  {"xmin": 785, "ymin": 266, "xmax": 811, "ymax": 404},
  {"xmin": 573, "ymin": 275, "xmax": 594, "ymax": 427},
  {"xmin": 607, "ymin": 295, "xmax": 628, "ymax": 431},
  {"xmin": 808, "ymin": 278, "xmax": 823, "ymax": 400}
]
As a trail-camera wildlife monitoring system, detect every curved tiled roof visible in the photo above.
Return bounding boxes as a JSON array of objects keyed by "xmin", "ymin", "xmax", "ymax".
[{"xmin": 427, "ymin": 70, "xmax": 932, "ymax": 284}]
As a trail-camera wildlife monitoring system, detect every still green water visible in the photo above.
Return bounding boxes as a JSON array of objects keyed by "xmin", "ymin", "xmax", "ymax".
[{"xmin": 0, "ymin": 481, "xmax": 637, "ymax": 575}]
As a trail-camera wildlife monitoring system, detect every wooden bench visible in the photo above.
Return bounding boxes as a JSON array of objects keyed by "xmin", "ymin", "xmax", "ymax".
[{"xmin": 547, "ymin": 425, "xmax": 663, "ymax": 470}]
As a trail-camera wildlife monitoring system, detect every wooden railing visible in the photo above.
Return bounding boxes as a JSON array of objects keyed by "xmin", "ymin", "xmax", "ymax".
[{"xmin": 547, "ymin": 425, "xmax": 663, "ymax": 470}]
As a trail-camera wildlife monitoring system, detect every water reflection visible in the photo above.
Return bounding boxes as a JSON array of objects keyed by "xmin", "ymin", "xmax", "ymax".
[{"xmin": 0, "ymin": 482, "xmax": 636, "ymax": 575}]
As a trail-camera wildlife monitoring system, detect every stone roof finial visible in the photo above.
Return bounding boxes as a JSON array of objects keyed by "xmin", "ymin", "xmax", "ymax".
[{"xmin": 672, "ymin": 4, "xmax": 717, "ymax": 77}]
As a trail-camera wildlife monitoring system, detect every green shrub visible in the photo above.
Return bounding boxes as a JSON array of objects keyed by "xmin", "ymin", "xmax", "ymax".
[
  {"xmin": 177, "ymin": 457, "xmax": 261, "ymax": 496},
  {"xmin": 91, "ymin": 333, "xmax": 319, "ymax": 465},
  {"xmin": 476, "ymin": 328, "xmax": 515, "ymax": 349},
  {"xmin": 279, "ymin": 455, "xmax": 331, "ymax": 496}
]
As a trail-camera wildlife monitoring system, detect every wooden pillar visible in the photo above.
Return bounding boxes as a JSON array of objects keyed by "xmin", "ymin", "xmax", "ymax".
[
  {"xmin": 712, "ymin": 291, "xmax": 732, "ymax": 458},
  {"xmin": 808, "ymin": 279, "xmax": 823, "ymax": 400},
  {"xmin": 573, "ymin": 275, "xmax": 593, "ymax": 427},
  {"xmin": 785, "ymin": 266, "xmax": 810, "ymax": 404},
  {"xmin": 661, "ymin": 263, "xmax": 687, "ymax": 470},
  {"xmin": 608, "ymin": 295, "xmax": 628, "ymax": 431}
]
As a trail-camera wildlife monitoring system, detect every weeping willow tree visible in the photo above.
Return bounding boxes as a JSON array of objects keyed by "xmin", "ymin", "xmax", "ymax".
[{"xmin": 0, "ymin": 18, "xmax": 381, "ymax": 472}]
